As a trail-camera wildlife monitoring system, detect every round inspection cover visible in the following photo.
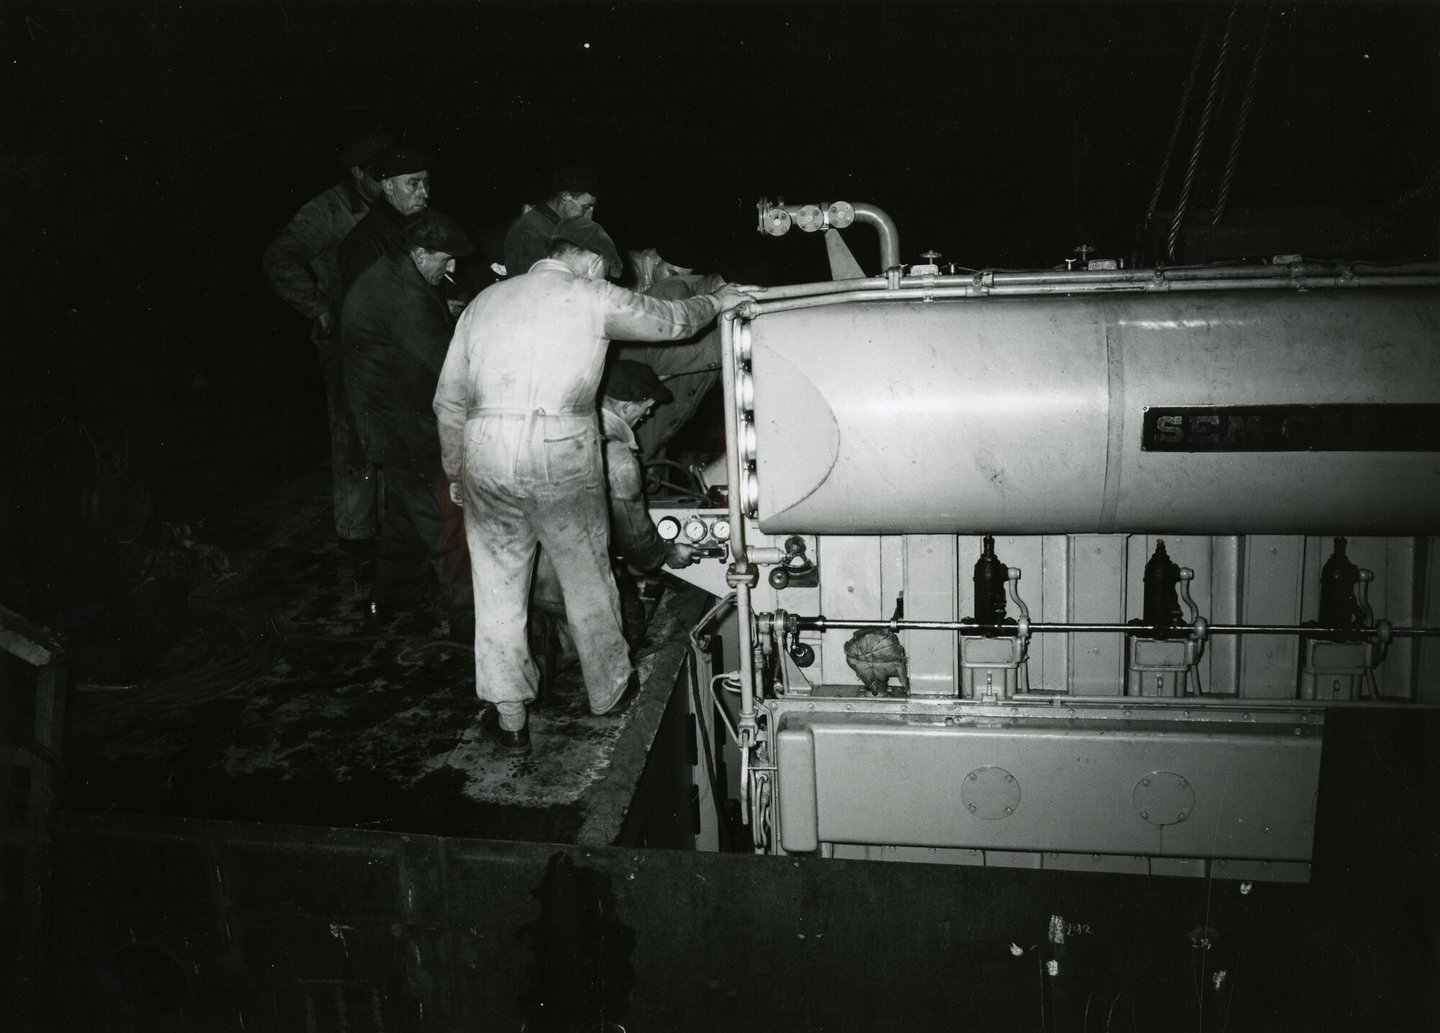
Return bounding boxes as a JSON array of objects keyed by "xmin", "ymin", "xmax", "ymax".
[
  {"xmin": 961, "ymin": 765, "xmax": 1021, "ymax": 820},
  {"xmin": 1133, "ymin": 770, "xmax": 1195, "ymax": 826}
]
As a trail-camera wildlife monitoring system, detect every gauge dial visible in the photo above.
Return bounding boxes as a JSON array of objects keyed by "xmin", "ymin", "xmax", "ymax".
[
  {"xmin": 656, "ymin": 516, "xmax": 681, "ymax": 541},
  {"xmin": 684, "ymin": 518, "xmax": 709, "ymax": 543},
  {"xmin": 711, "ymin": 519, "xmax": 731, "ymax": 541}
]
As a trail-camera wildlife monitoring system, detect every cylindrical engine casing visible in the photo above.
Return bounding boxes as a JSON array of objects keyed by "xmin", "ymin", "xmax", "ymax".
[{"xmin": 749, "ymin": 287, "xmax": 1440, "ymax": 534}]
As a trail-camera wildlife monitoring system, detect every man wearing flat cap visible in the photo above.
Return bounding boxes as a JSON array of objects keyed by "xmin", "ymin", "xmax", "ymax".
[
  {"xmin": 338, "ymin": 144, "xmax": 434, "ymax": 290},
  {"xmin": 343, "ymin": 210, "xmax": 475, "ymax": 629},
  {"xmin": 262, "ymin": 130, "xmax": 392, "ymax": 544},
  {"xmin": 434, "ymin": 215, "xmax": 756, "ymax": 755},
  {"xmin": 501, "ymin": 166, "xmax": 603, "ymax": 278},
  {"xmin": 531, "ymin": 359, "xmax": 701, "ymax": 663}
]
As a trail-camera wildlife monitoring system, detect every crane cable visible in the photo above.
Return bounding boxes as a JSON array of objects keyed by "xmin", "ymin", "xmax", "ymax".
[
  {"xmin": 1167, "ymin": 0, "xmax": 1245, "ymax": 262},
  {"xmin": 1142, "ymin": 4, "xmax": 1219, "ymax": 232},
  {"xmin": 1212, "ymin": 2, "xmax": 1278, "ymax": 226}
]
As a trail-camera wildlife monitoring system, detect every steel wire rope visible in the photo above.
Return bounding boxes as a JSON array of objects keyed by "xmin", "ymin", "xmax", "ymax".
[
  {"xmin": 1212, "ymin": 1, "xmax": 1277, "ymax": 225},
  {"xmin": 73, "ymin": 597, "xmax": 279, "ymax": 723},
  {"xmin": 1168, "ymin": 0, "xmax": 1245, "ymax": 261},
  {"xmin": 1142, "ymin": 4, "xmax": 1219, "ymax": 231}
]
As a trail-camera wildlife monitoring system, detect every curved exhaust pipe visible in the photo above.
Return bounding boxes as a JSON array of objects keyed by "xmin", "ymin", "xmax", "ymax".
[{"xmin": 757, "ymin": 199, "xmax": 901, "ymax": 273}]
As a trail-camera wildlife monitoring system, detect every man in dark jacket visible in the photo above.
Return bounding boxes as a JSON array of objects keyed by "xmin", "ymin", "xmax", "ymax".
[
  {"xmin": 261, "ymin": 131, "xmax": 391, "ymax": 542},
  {"xmin": 501, "ymin": 166, "xmax": 602, "ymax": 277},
  {"xmin": 338, "ymin": 144, "xmax": 434, "ymax": 291},
  {"xmin": 341, "ymin": 210, "xmax": 473, "ymax": 624}
]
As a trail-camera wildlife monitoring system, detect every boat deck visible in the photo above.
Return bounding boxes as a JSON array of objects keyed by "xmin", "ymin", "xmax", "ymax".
[{"xmin": 61, "ymin": 457, "xmax": 705, "ymax": 847}]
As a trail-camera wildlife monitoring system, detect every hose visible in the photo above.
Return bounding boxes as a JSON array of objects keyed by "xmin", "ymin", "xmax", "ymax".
[
  {"xmin": 641, "ymin": 459, "xmax": 707, "ymax": 501},
  {"xmin": 685, "ymin": 645, "xmax": 731, "ymax": 851},
  {"xmin": 708, "ymin": 674, "xmax": 741, "ymax": 743}
]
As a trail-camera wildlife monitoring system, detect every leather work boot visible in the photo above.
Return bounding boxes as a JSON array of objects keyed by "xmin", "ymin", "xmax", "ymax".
[
  {"xmin": 480, "ymin": 705, "xmax": 531, "ymax": 756},
  {"xmin": 595, "ymin": 671, "xmax": 642, "ymax": 717}
]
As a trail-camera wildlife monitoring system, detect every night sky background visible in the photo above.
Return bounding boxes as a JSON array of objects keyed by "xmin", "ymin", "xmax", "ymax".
[{"xmin": 2, "ymin": 0, "xmax": 1438, "ymax": 612}]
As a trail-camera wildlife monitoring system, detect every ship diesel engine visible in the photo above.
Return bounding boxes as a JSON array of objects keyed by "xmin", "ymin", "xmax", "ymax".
[{"xmin": 653, "ymin": 203, "xmax": 1440, "ymax": 881}]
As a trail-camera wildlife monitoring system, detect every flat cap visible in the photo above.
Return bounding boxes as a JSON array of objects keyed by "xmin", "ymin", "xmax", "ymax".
[
  {"xmin": 604, "ymin": 360, "xmax": 672, "ymax": 405},
  {"xmin": 552, "ymin": 165, "xmax": 603, "ymax": 198},
  {"xmin": 371, "ymin": 144, "xmax": 434, "ymax": 181},
  {"xmin": 337, "ymin": 132, "xmax": 395, "ymax": 171},
  {"xmin": 402, "ymin": 210, "xmax": 475, "ymax": 257},
  {"xmin": 550, "ymin": 215, "xmax": 622, "ymax": 278}
]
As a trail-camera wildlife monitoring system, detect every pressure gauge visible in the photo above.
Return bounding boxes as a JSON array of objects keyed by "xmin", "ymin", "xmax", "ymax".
[
  {"xmin": 684, "ymin": 518, "xmax": 709, "ymax": 543},
  {"xmin": 656, "ymin": 516, "xmax": 681, "ymax": 541},
  {"xmin": 711, "ymin": 519, "xmax": 731, "ymax": 541}
]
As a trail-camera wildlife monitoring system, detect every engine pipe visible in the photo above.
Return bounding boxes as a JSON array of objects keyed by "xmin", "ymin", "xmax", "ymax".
[
  {"xmin": 738, "ymin": 268, "xmax": 1439, "ymax": 311},
  {"xmin": 782, "ymin": 616, "xmax": 1436, "ymax": 637},
  {"xmin": 743, "ymin": 272, "xmax": 1440, "ymax": 318},
  {"xmin": 758, "ymin": 200, "xmax": 902, "ymax": 272},
  {"xmin": 850, "ymin": 202, "xmax": 901, "ymax": 273},
  {"xmin": 789, "ymin": 262, "xmax": 1429, "ymax": 290}
]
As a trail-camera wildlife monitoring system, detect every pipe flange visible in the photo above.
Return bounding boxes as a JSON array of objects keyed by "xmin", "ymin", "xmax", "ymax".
[{"xmin": 725, "ymin": 562, "xmax": 760, "ymax": 589}]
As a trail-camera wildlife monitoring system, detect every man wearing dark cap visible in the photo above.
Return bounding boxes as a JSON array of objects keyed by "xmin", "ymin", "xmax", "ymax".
[
  {"xmin": 342, "ymin": 210, "xmax": 475, "ymax": 629},
  {"xmin": 261, "ymin": 131, "xmax": 392, "ymax": 543},
  {"xmin": 618, "ymin": 233, "xmax": 727, "ymax": 462},
  {"xmin": 532, "ymin": 359, "xmax": 701, "ymax": 657},
  {"xmin": 500, "ymin": 166, "xmax": 603, "ymax": 277},
  {"xmin": 338, "ymin": 144, "xmax": 434, "ymax": 290},
  {"xmin": 433, "ymin": 215, "xmax": 756, "ymax": 754}
]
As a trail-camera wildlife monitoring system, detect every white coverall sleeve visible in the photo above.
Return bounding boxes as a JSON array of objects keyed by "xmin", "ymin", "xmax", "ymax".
[{"xmin": 601, "ymin": 283, "xmax": 722, "ymax": 342}]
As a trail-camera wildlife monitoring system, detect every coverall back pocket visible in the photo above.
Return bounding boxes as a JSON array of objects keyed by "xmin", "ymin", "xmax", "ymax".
[{"xmin": 541, "ymin": 428, "xmax": 598, "ymax": 488}]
